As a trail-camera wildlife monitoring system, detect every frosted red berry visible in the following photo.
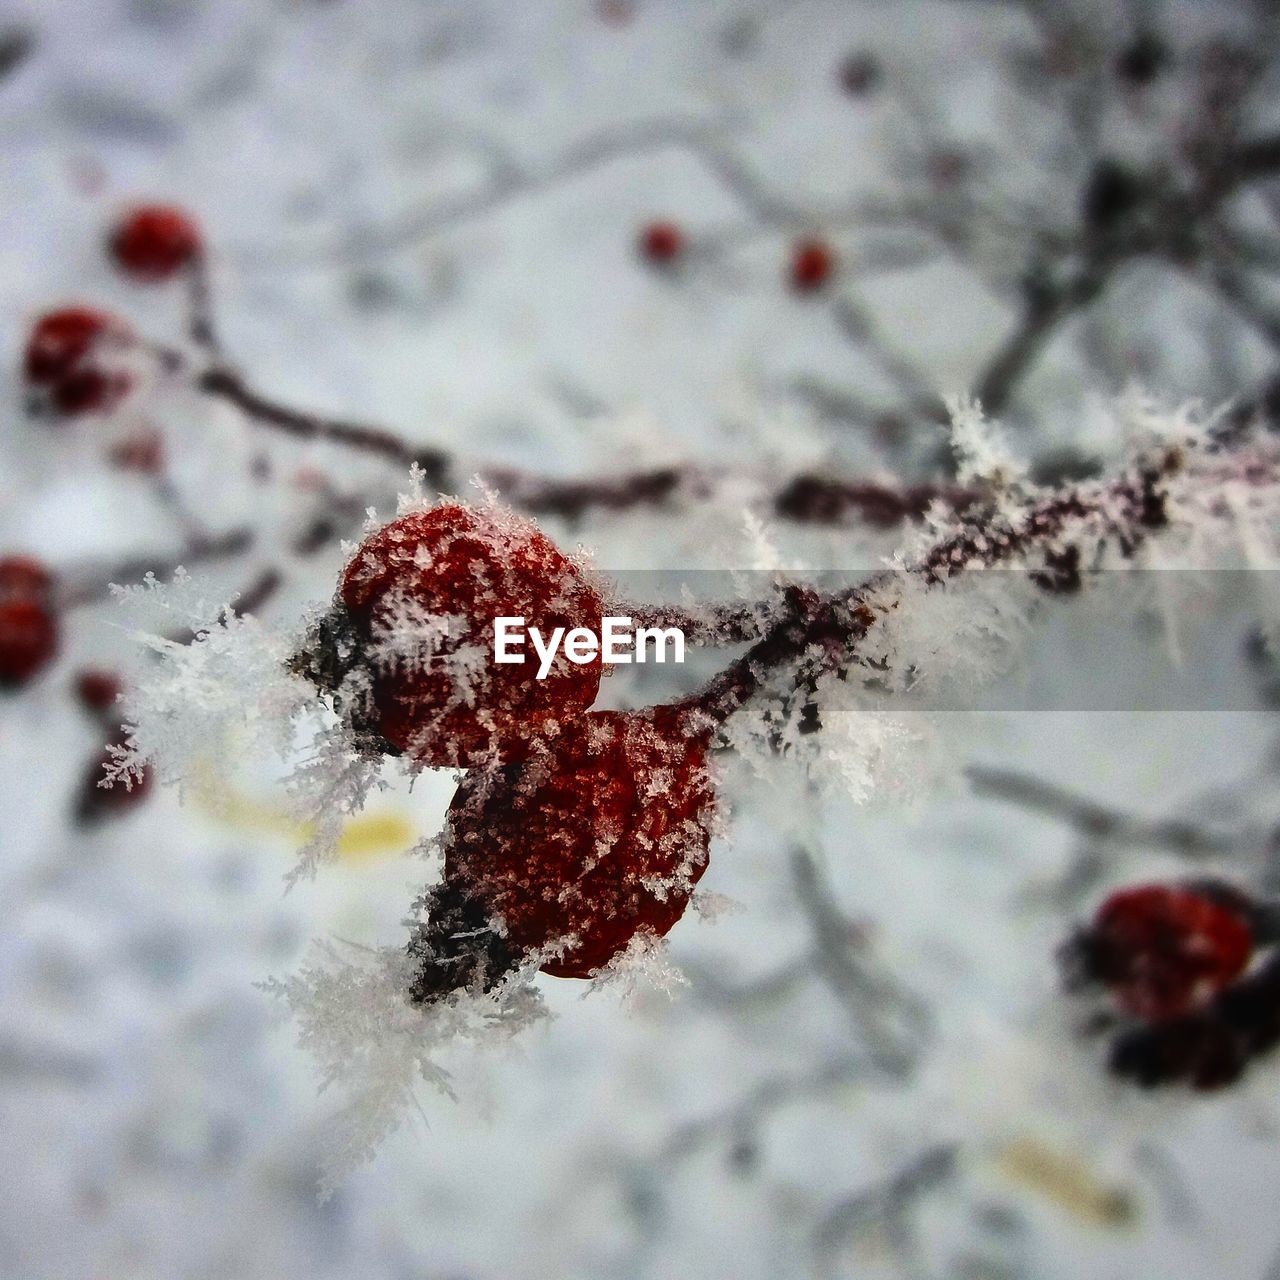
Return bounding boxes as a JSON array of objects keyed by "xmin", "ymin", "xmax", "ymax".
[
  {"xmin": 0, "ymin": 599, "xmax": 58, "ymax": 689},
  {"xmin": 330, "ymin": 504, "xmax": 603, "ymax": 767},
  {"xmin": 639, "ymin": 221, "xmax": 684, "ymax": 265},
  {"xmin": 1081, "ymin": 884, "xmax": 1254, "ymax": 1021},
  {"xmin": 108, "ymin": 204, "xmax": 202, "ymax": 282},
  {"xmin": 0, "ymin": 555, "xmax": 53, "ymax": 603},
  {"xmin": 441, "ymin": 707, "xmax": 716, "ymax": 979},
  {"xmin": 23, "ymin": 307, "xmax": 132, "ymax": 418},
  {"xmin": 790, "ymin": 239, "xmax": 835, "ymax": 292},
  {"xmin": 75, "ymin": 668, "xmax": 122, "ymax": 714}
]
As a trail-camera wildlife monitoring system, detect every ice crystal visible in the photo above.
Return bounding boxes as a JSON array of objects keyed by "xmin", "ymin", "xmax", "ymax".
[{"xmin": 261, "ymin": 941, "xmax": 547, "ymax": 1199}]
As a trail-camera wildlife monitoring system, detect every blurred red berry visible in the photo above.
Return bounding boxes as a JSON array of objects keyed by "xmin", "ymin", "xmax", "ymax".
[
  {"xmin": 442, "ymin": 706, "xmax": 716, "ymax": 978},
  {"xmin": 595, "ymin": 0, "xmax": 636, "ymax": 26},
  {"xmin": 108, "ymin": 204, "xmax": 202, "ymax": 282},
  {"xmin": 25, "ymin": 307, "xmax": 109, "ymax": 384},
  {"xmin": 790, "ymin": 239, "xmax": 835, "ymax": 292},
  {"xmin": 324, "ymin": 504, "xmax": 602, "ymax": 767},
  {"xmin": 109, "ymin": 430, "xmax": 164, "ymax": 474},
  {"xmin": 76, "ymin": 668, "xmax": 122, "ymax": 714},
  {"xmin": 23, "ymin": 307, "xmax": 133, "ymax": 418},
  {"xmin": 0, "ymin": 599, "xmax": 58, "ymax": 690},
  {"xmin": 1080, "ymin": 884, "xmax": 1254, "ymax": 1021},
  {"xmin": 639, "ymin": 220, "xmax": 684, "ymax": 265},
  {"xmin": 0, "ymin": 555, "xmax": 53, "ymax": 603}
]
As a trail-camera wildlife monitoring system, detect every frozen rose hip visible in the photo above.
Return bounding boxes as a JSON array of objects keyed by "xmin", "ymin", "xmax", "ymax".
[
  {"xmin": 1075, "ymin": 883, "xmax": 1254, "ymax": 1021},
  {"xmin": 309, "ymin": 504, "xmax": 603, "ymax": 767},
  {"xmin": 440, "ymin": 707, "xmax": 716, "ymax": 979}
]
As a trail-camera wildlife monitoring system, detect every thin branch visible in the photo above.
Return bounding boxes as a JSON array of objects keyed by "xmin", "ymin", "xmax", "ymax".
[
  {"xmin": 185, "ymin": 252, "xmax": 221, "ymax": 357},
  {"xmin": 680, "ymin": 443, "xmax": 1215, "ymax": 724},
  {"xmin": 967, "ymin": 764, "xmax": 1240, "ymax": 859},
  {"xmin": 197, "ymin": 367, "xmax": 451, "ymax": 487},
  {"xmin": 812, "ymin": 1145, "xmax": 957, "ymax": 1266},
  {"xmin": 654, "ymin": 1056, "xmax": 866, "ymax": 1166},
  {"xmin": 198, "ymin": 361, "xmax": 978, "ymax": 529}
]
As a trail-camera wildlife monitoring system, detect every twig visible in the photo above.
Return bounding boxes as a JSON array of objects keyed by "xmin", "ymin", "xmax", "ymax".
[
  {"xmin": 684, "ymin": 453, "xmax": 1164, "ymax": 722},
  {"xmin": 198, "ymin": 361, "xmax": 978, "ymax": 528},
  {"xmin": 185, "ymin": 252, "xmax": 221, "ymax": 357},
  {"xmin": 789, "ymin": 847, "xmax": 931, "ymax": 1076},
  {"xmin": 967, "ymin": 765, "xmax": 1239, "ymax": 859},
  {"xmin": 197, "ymin": 367, "xmax": 451, "ymax": 487},
  {"xmin": 812, "ymin": 1145, "xmax": 957, "ymax": 1267}
]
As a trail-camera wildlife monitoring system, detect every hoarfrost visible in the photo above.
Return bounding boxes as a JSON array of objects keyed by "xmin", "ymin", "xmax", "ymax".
[
  {"xmin": 261, "ymin": 940, "xmax": 546, "ymax": 1199},
  {"xmin": 582, "ymin": 930, "xmax": 689, "ymax": 1006},
  {"xmin": 105, "ymin": 571, "xmax": 317, "ymax": 795}
]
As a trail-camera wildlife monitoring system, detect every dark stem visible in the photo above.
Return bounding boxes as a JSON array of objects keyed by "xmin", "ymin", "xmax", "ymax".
[
  {"xmin": 681, "ymin": 450, "xmax": 1184, "ymax": 726},
  {"xmin": 185, "ymin": 253, "xmax": 221, "ymax": 357},
  {"xmin": 197, "ymin": 364, "xmax": 976, "ymax": 529},
  {"xmin": 197, "ymin": 366, "xmax": 452, "ymax": 489}
]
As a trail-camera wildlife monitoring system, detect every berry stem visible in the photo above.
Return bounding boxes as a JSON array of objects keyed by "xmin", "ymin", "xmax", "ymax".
[{"xmin": 185, "ymin": 252, "xmax": 221, "ymax": 357}]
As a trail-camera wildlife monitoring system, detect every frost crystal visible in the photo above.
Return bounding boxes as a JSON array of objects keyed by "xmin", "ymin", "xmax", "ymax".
[
  {"xmin": 261, "ymin": 941, "xmax": 546, "ymax": 1199},
  {"xmin": 105, "ymin": 571, "xmax": 317, "ymax": 795},
  {"xmin": 582, "ymin": 930, "xmax": 689, "ymax": 1006},
  {"xmin": 946, "ymin": 393, "xmax": 1027, "ymax": 489}
]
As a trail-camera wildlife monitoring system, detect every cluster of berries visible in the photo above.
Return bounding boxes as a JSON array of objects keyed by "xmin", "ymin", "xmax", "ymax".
[
  {"xmin": 632, "ymin": 48, "xmax": 884, "ymax": 292},
  {"xmin": 296, "ymin": 504, "xmax": 717, "ymax": 997},
  {"xmin": 637, "ymin": 220, "xmax": 838, "ymax": 293},
  {"xmin": 1063, "ymin": 881, "xmax": 1280, "ymax": 1089},
  {"xmin": 22, "ymin": 204, "xmax": 202, "ymax": 420}
]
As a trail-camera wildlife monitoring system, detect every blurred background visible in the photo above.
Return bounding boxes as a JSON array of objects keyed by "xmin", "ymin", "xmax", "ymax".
[{"xmin": 3, "ymin": 0, "xmax": 1280, "ymax": 1276}]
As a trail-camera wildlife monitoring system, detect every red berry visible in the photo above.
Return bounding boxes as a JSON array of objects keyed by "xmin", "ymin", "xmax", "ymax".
[
  {"xmin": 0, "ymin": 599, "xmax": 58, "ymax": 689},
  {"xmin": 75, "ymin": 668, "xmax": 122, "ymax": 714},
  {"xmin": 595, "ymin": 0, "xmax": 636, "ymax": 25},
  {"xmin": 790, "ymin": 239, "xmax": 835, "ymax": 292},
  {"xmin": 108, "ymin": 430, "xmax": 165, "ymax": 474},
  {"xmin": 639, "ymin": 221, "xmax": 684, "ymax": 265},
  {"xmin": 108, "ymin": 204, "xmax": 202, "ymax": 282},
  {"xmin": 1085, "ymin": 884, "xmax": 1254, "ymax": 1021},
  {"xmin": 441, "ymin": 707, "xmax": 716, "ymax": 978},
  {"xmin": 23, "ymin": 307, "xmax": 133, "ymax": 418},
  {"xmin": 334, "ymin": 504, "xmax": 603, "ymax": 767},
  {"xmin": 0, "ymin": 555, "xmax": 53, "ymax": 603}
]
